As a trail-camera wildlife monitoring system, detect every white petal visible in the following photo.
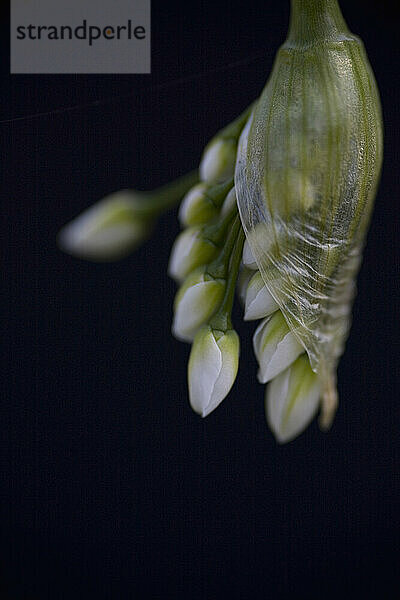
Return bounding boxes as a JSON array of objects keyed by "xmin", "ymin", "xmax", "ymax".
[
  {"xmin": 168, "ymin": 227, "xmax": 216, "ymax": 282},
  {"xmin": 259, "ymin": 331, "xmax": 304, "ymax": 383},
  {"xmin": 206, "ymin": 330, "xmax": 239, "ymax": 415},
  {"xmin": 266, "ymin": 355, "xmax": 320, "ymax": 443},
  {"xmin": 59, "ymin": 223, "xmax": 145, "ymax": 260},
  {"xmin": 253, "ymin": 312, "xmax": 304, "ymax": 383},
  {"xmin": 266, "ymin": 365, "xmax": 290, "ymax": 435},
  {"xmin": 168, "ymin": 228, "xmax": 197, "ymax": 280},
  {"xmin": 188, "ymin": 328, "xmax": 222, "ymax": 416},
  {"xmin": 244, "ymin": 271, "xmax": 279, "ymax": 320},
  {"xmin": 172, "ymin": 280, "xmax": 225, "ymax": 342},
  {"xmin": 252, "ymin": 317, "xmax": 271, "ymax": 360},
  {"xmin": 188, "ymin": 328, "xmax": 239, "ymax": 417}
]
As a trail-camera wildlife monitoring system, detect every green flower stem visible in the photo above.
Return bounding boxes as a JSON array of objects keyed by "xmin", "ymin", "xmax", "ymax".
[
  {"xmin": 132, "ymin": 170, "xmax": 199, "ymax": 218},
  {"xmin": 286, "ymin": 0, "xmax": 349, "ymax": 46},
  {"xmin": 209, "ymin": 224, "xmax": 245, "ymax": 332},
  {"xmin": 204, "ymin": 179, "xmax": 234, "ymax": 209},
  {"xmin": 207, "ymin": 216, "xmax": 242, "ymax": 279},
  {"xmin": 201, "ymin": 199, "xmax": 238, "ymax": 246}
]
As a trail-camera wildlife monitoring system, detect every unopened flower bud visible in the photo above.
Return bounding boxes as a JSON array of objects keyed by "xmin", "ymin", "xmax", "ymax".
[
  {"xmin": 244, "ymin": 271, "xmax": 279, "ymax": 321},
  {"xmin": 58, "ymin": 191, "xmax": 153, "ymax": 261},
  {"xmin": 253, "ymin": 312, "xmax": 304, "ymax": 384},
  {"xmin": 199, "ymin": 138, "xmax": 237, "ymax": 184},
  {"xmin": 172, "ymin": 269, "xmax": 225, "ymax": 343},
  {"xmin": 188, "ymin": 325, "xmax": 239, "ymax": 417},
  {"xmin": 179, "ymin": 183, "xmax": 219, "ymax": 227},
  {"xmin": 266, "ymin": 354, "xmax": 320, "ymax": 444},
  {"xmin": 168, "ymin": 226, "xmax": 217, "ymax": 282}
]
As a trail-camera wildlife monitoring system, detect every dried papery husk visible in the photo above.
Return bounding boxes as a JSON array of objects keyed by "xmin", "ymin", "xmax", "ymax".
[{"xmin": 235, "ymin": 0, "xmax": 383, "ymax": 427}]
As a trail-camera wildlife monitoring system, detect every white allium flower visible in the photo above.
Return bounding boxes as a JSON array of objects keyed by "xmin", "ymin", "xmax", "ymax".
[
  {"xmin": 172, "ymin": 269, "xmax": 225, "ymax": 343},
  {"xmin": 199, "ymin": 138, "xmax": 237, "ymax": 184},
  {"xmin": 58, "ymin": 191, "xmax": 152, "ymax": 261},
  {"xmin": 244, "ymin": 270, "xmax": 279, "ymax": 321},
  {"xmin": 266, "ymin": 354, "xmax": 320, "ymax": 443},
  {"xmin": 253, "ymin": 312, "xmax": 304, "ymax": 384},
  {"xmin": 168, "ymin": 226, "xmax": 217, "ymax": 282},
  {"xmin": 188, "ymin": 325, "xmax": 239, "ymax": 417},
  {"xmin": 178, "ymin": 183, "xmax": 218, "ymax": 227}
]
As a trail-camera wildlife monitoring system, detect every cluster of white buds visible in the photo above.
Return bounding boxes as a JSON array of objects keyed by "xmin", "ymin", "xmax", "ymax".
[
  {"xmin": 58, "ymin": 106, "xmax": 341, "ymax": 443},
  {"xmin": 239, "ymin": 246, "xmax": 321, "ymax": 443},
  {"xmin": 168, "ymin": 108, "xmax": 251, "ymax": 416},
  {"xmin": 168, "ymin": 107, "xmax": 323, "ymax": 442},
  {"xmin": 58, "ymin": 0, "xmax": 383, "ymax": 445}
]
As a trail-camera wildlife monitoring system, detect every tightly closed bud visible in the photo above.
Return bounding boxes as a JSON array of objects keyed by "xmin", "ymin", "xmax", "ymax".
[
  {"xmin": 253, "ymin": 312, "xmax": 304, "ymax": 384},
  {"xmin": 179, "ymin": 179, "xmax": 234, "ymax": 227},
  {"xmin": 168, "ymin": 226, "xmax": 217, "ymax": 282},
  {"xmin": 236, "ymin": 0, "xmax": 383, "ymax": 425},
  {"xmin": 172, "ymin": 269, "xmax": 225, "ymax": 343},
  {"xmin": 58, "ymin": 191, "xmax": 153, "ymax": 261},
  {"xmin": 188, "ymin": 325, "xmax": 239, "ymax": 417},
  {"xmin": 179, "ymin": 183, "xmax": 219, "ymax": 227},
  {"xmin": 199, "ymin": 138, "xmax": 237, "ymax": 184},
  {"xmin": 200, "ymin": 102, "xmax": 254, "ymax": 184},
  {"xmin": 266, "ymin": 354, "xmax": 320, "ymax": 444},
  {"xmin": 244, "ymin": 270, "xmax": 279, "ymax": 321}
]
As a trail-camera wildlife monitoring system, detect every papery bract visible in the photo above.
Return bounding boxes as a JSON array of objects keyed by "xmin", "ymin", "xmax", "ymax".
[{"xmin": 235, "ymin": 0, "xmax": 383, "ymax": 426}]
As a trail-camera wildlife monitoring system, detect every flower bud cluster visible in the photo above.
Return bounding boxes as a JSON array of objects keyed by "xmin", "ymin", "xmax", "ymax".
[
  {"xmin": 240, "ymin": 242, "xmax": 321, "ymax": 443},
  {"xmin": 170, "ymin": 182, "xmax": 241, "ymax": 417},
  {"xmin": 169, "ymin": 105, "xmax": 323, "ymax": 442},
  {"xmin": 169, "ymin": 112, "xmax": 253, "ymax": 419},
  {"xmin": 58, "ymin": 0, "xmax": 381, "ymax": 445}
]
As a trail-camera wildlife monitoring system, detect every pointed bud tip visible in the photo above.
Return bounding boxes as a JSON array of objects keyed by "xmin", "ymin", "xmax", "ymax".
[
  {"xmin": 188, "ymin": 326, "xmax": 239, "ymax": 417},
  {"xmin": 172, "ymin": 277, "xmax": 225, "ymax": 343},
  {"xmin": 244, "ymin": 271, "xmax": 279, "ymax": 321},
  {"xmin": 254, "ymin": 313, "xmax": 304, "ymax": 384},
  {"xmin": 168, "ymin": 227, "xmax": 217, "ymax": 282}
]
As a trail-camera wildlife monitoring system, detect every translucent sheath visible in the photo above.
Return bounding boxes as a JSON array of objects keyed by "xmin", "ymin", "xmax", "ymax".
[{"xmin": 235, "ymin": 0, "xmax": 383, "ymax": 425}]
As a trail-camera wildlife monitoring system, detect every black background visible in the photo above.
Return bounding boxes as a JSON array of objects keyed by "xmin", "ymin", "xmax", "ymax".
[{"xmin": 1, "ymin": 1, "xmax": 399, "ymax": 598}]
